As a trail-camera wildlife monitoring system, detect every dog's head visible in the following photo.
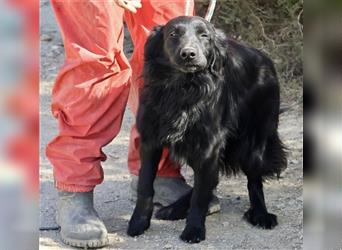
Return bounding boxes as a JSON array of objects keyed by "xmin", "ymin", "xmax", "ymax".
[{"xmin": 145, "ymin": 16, "xmax": 227, "ymax": 74}]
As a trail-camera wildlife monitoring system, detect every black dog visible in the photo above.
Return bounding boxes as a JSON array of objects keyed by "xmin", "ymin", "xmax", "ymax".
[{"xmin": 127, "ymin": 16, "xmax": 287, "ymax": 243}]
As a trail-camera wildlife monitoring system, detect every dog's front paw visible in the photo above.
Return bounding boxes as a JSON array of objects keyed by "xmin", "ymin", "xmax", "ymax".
[
  {"xmin": 127, "ymin": 214, "xmax": 151, "ymax": 237},
  {"xmin": 243, "ymin": 208, "xmax": 278, "ymax": 229},
  {"xmin": 180, "ymin": 225, "xmax": 205, "ymax": 243}
]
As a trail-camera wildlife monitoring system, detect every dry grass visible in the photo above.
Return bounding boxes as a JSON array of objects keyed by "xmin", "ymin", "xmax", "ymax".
[{"xmin": 195, "ymin": 0, "xmax": 303, "ymax": 102}]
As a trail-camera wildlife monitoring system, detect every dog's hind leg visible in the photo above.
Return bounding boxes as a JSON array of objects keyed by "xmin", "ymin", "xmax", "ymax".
[
  {"xmin": 180, "ymin": 160, "xmax": 219, "ymax": 243},
  {"xmin": 243, "ymin": 174, "xmax": 278, "ymax": 229},
  {"xmin": 238, "ymin": 133, "xmax": 279, "ymax": 229},
  {"xmin": 241, "ymin": 136, "xmax": 284, "ymax": 229},
  {"xmin": 241, "ymin": 132, "xmax": 286, "ymax": 229},
  {"xmin": 127, "ymin": 144, "xmax": 162, "ymax": 237},
  {"xmin": 238, "ymin": 80, "xmax": 285, "ymax": 229}
]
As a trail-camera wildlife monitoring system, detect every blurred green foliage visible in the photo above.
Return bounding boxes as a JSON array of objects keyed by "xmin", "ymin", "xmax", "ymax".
[{"xmin": 195, "ymin": 0, "xmax": 303, "ymax": 101}]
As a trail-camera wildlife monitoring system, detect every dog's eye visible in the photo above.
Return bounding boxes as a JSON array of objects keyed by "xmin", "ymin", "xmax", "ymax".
[
  {"xmin": 200, "ymin": 33, "xmax": 209, "ymax": 38},
  {"xmin": 169, "ymin": 32, "xmax": 177, "ymax": 37}
]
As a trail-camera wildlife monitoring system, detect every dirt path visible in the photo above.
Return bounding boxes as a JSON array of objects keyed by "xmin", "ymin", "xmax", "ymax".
[{"xmin": 39, "ymin": 1, "xmax": 303, "ymax": 249}]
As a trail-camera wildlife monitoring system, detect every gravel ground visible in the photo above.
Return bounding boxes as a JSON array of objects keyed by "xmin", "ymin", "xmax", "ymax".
[{"xmin": 40, "ymin": 1, "xmax": 303, "ymax": 249}]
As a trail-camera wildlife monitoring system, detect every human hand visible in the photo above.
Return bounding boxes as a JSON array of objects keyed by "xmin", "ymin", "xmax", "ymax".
[{"xmin": 114, "ymin": 0, "xmax": 142, "ymax": 13}]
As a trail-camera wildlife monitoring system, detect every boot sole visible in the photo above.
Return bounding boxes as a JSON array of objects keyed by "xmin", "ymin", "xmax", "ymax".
[
  {"xmin": 57, "ymin": 215, "xmax": 109, "ymax": 248},
  {"xmin": 60, "ymin": 232, "xmax": 109, "ymax": 248}
]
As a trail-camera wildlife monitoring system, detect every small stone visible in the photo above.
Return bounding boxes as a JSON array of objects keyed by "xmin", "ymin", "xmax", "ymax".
[
  {"xmin": 163, "ymin": 244, "xmax": 172, "ymax": 249},
  {"xmin": 41, "ymin": 34, "xmax": 52, "ymax": 41},
  {"xmin": 222, "ymin": 221, "xmax": 230, "ymax": 227},
  {"xmin": 290, "ymin": 159, "xmax": 299, "ymax": 165},
  {"xmin": 236, "ymin": 196, "xmax": 241, "ymax": 200}
]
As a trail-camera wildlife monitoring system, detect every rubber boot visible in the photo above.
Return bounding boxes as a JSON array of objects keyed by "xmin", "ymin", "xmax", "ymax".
[
  {"xmin": 56, "ymin": 191, "xmax": 108, "ymax": 248},
  {"xmin": 130, "ymin": 175, "xmax": 220, "ymax": 214}
]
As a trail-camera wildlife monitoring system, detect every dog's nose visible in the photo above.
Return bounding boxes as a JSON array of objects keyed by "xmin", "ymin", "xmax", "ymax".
[{"xmin": 180, "ymin": 47, "xmax": 197, "ymax": 60}]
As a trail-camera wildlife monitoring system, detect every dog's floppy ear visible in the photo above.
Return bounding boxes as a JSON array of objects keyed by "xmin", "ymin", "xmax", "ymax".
[
  {"xmin": 210, "ymin": 27, "xmax": 227, "ymax": 75},
  {"xmin": 144, "ymin": 25, "xmax": 164, "ymax": 61}
]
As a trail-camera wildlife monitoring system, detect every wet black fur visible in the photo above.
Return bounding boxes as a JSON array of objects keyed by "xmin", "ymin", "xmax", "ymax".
[{"xmin": 127, "ymin": 16, "xmax": 287, "ymax": 243}]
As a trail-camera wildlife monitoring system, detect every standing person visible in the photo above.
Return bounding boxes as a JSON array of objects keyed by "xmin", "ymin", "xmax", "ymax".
[{"xmin": 46, "ymin": 0, "xmax": 219, "ymax": 248}]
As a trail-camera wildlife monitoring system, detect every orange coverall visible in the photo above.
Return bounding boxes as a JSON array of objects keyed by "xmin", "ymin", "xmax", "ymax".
[{"xmin": 46, "ymin": 0, "xmax": 194, "ymax": 192}]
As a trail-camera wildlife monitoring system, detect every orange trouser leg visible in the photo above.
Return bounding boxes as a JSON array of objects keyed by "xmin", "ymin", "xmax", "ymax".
[
  {"xmin": 125, "ymin": 0, "xmax": 194, "ymax": 177},
  {"xmin": 46, "ymin": 1, "xmax": 130, "ymax": 192}
]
